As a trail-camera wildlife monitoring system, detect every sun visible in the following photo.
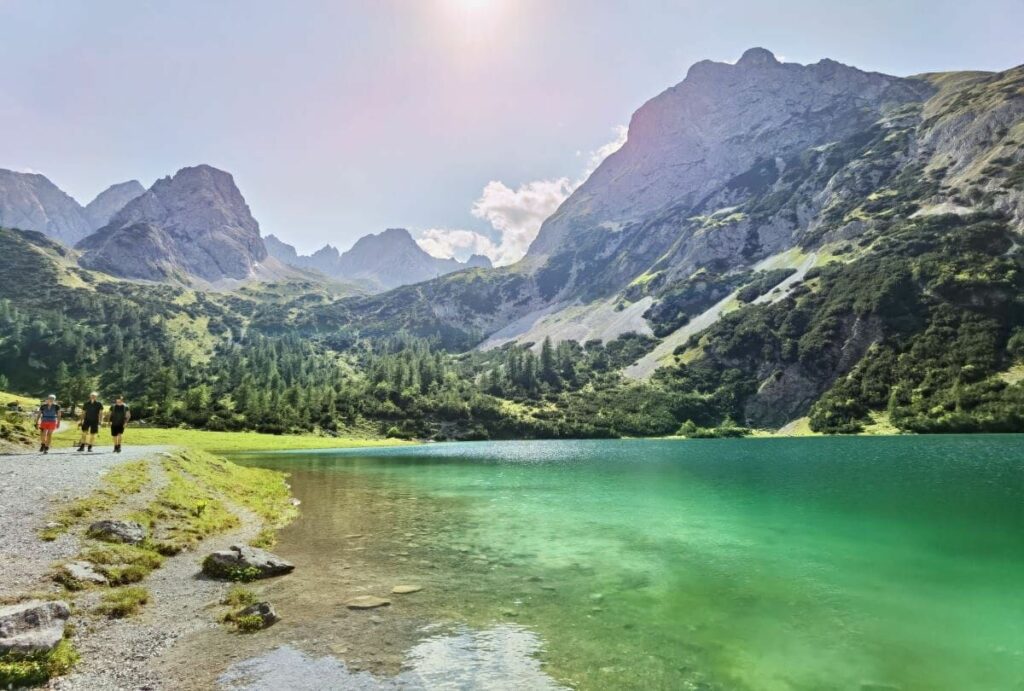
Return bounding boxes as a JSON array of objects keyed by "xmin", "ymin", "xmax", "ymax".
[{"xmin": 450, "ymin": 0, "xmax": 493, "ymax": 11}]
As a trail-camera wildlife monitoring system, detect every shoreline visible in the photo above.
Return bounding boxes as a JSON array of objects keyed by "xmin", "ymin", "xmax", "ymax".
[{"xmin": 0, "ymin": 444, "xmax": 305, "ymax": 689}]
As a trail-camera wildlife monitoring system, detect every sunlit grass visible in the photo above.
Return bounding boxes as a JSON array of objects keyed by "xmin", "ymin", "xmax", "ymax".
[
  {"xmin": 40, "ymin": 461, "xmax": 151, "ymax": 541},
  {"xmin": 52, "ymin": 425, "xmax": 413, "ymax": 452},
  {"xmin": 94, "ymin": 586, "xmax": 149, "ymax": 618}
]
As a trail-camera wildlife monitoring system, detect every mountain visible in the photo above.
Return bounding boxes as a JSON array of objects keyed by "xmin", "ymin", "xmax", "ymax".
[
  {"xmin": 326, "ymin": 49, "xmax": 1024, "ymax": 431},
  {"xmin": 0, "ymin": 169, "xmax": 93, "ymax": 244},
  {"xmin": 84, "ymin": 180, "xmax": 145, "ymax": 230},
  {"xmin": 77, "ymin": 165, "xmax": 268, "ymax": 283},
  {"xmin": 527, "ymin": 48, "xmax": 932, "ymax": 258},
  {"xmin": 1, "ymin": 48, "xmax": 1022, "ymax": 438},
  {"xmin": 265, "ymin": 228, "xmax": 493, "ymax": 292}
]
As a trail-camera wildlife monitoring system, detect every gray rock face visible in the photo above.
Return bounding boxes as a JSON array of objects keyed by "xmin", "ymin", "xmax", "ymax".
[
  {"xmin": 59, "ymin": 561, "xmax": 109, "ymax": 586},
  {"xmin": 264, "ymin": 228, "xmax": 493, "ymax": 292},
  {"xmin": 77, "ymin": 165, "xmax": 268, "ymax": 282},
  {"xmin": 528, "ymin": 48, "xmax": 932, "ymax": 258},
  {"xmin": 0, "ymin": 169, "xmax": 92, "ymax": 244},
  {"xmin": 202, "ymin": 544, "xmax": 294, "ymax": 580},
  {"xmin": 87, "ymin": 519, "xmax": 147, "ymax": 545},
  {"xmin": 84, "ymin": 180, "xmax": 145, "ymax": 230},
  {"xmin": 0, "ymin": 600, "xmax": 71, "ymax": 655}
]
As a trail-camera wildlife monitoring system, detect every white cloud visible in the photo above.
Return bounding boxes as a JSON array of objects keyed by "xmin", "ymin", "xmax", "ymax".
[
  {"xmin": 417, "ymin": 227, "xmax": 499, "ymax": 261},
  {"xmin": 417, "ymin": 126, "xmax": 627, "ymax": 266}
]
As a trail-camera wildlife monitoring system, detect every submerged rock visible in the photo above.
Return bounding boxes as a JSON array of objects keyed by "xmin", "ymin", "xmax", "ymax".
[
  {"xmin": 391, "ymin": 585, "xmax": 422, "ymax": 594},
  {"xmin": 0, "ymin": 600, "xmax": 71, "ymax": 654},
  {"xmin": 87, "ymin": 519, "xmax": 147, "ymax": 545},
  {"xmin": 345, "ymin": 596, "xmax": 390, "ymax": 610},
  {"xmin": 202, "ymin": 544, "xmax": 294, "ymax": 581}
]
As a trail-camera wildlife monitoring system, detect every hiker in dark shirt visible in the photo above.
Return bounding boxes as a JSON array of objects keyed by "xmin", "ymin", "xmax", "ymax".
[
  {"xmin": 34, "ymin": 394, "xmax": 61, "ymax": 454},
  {"xmin": 108, "ymin": 396, "xmax": 131, "ymax": 453},
  {"xmin": 77, "ymin": 392, "xmax": 104, "ymax": 453}
]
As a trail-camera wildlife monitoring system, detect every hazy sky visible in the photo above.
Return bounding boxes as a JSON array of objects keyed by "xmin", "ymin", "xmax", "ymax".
[{"xmin": 2, "ymin": 1, "xmax": 1022, "ymax": 261}]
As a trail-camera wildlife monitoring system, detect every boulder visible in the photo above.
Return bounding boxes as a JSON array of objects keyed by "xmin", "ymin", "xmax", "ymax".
[
  {"xmin": 235, "ymin": 602, "xmax": 278, "ymax": 629},
  {"xmin": 59, "ymin": 561, "xmax": 108, "ymax": 587},
  {"xmin": 0, "ymin": 600, "xmax": 71, "ymax": 655},
  {"xmin": 345, "ymin": 596, "xmax": 390, "ymax": 610},
  {"xmin": 87, "ymin": 519, "xmax": 146, "ymax": 545},
  {"xmin": 202, "ymin": 544, "xmax": 294, "ymax": 581}
]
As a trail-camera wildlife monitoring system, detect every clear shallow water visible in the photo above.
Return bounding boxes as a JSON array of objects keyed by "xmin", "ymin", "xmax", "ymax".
[{"xmin": 232, "ymin": 436, "xmax": 1024, "ymax": 690}]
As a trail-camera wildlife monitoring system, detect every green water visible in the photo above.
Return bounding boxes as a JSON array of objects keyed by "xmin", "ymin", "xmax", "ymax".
[{"xmin": 234, "ymin": 436, "xmax": 1024, "ymax": 690}]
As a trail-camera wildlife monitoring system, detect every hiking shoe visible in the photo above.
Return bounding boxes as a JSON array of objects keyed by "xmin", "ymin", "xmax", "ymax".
[
  {"xmin": 77, "ymin": 444, "xmax": 86, "ymax": 452},
  {"xmin": 42, "ymin": 446, "xmax": 49, "ymax": 454},
  {"xmin": 115, "ymin": 445, "xmax": 122, "ymax": 453},
  {"xmin": 87, "ymin": 445, "xmax": 93, "ymax": 452}
]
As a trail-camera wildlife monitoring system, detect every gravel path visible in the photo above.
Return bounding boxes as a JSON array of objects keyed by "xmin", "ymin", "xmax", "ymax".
[
  {"xmin": 1, "ymin": 443, "xmax": 266, "ymax": 690},
  {"xmin": 50, "ymin": 506, "xmax": 261, "ymax": 691},
  {"xmin": 0, "ymin": 445, "xmax": 171, "ymax": 598}
]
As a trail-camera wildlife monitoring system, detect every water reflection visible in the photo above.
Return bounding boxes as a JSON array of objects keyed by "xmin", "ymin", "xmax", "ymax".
[{"xmin": 219, "ymin": 624, "xmax": 563, "ymax": 690}]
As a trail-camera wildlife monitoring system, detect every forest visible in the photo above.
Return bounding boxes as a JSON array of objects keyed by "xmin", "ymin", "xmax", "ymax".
[{"xmin": 2, "ymin": 211, "xmax": 1023, "ymax": 440}]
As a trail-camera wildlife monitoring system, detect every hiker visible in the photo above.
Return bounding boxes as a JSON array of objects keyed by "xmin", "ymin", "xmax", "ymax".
[
  {"xmin": 34, "ymin": 394, "xmax": 61, "ymax": 454},
  {"xmin": 108, "ymin": 396, "xmax": 131, "ymax": 453},
  {"xmin": 77, "ymin": 392, "xmax": 104, "ymax": 452}
]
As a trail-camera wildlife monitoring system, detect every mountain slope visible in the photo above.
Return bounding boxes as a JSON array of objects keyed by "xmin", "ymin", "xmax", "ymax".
[
  {"xmin": 84, "ymin": 180, "xmax": 145, "ymax": 229},
  {"xmin": 325, "ymin": 50, "xmax": 1024, "ymax": 431},
  {"xmin": 0, "ymin": 169, "xmax": 93, "ymax": 244},
  {"xmin": 77, "ymin": 165, "xmax": 268, "ymax": 283},
  {"xmin": 265, "ymin": 228, "xmax": 492, "ymax": 292},
  {"xmin": 527, "ymin": 47, "xmax": 933, "ymax": 258}
]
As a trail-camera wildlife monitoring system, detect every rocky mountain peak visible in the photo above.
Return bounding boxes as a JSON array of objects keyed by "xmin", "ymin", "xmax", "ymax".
[
  {"xmin": 736, "ymin": 46, "xmax": 780, "ymax": 68},
  {"xmin": 528, "ymin": 48, "xmax": 933, "ymax": 257},
  {"xmin": 84, "ymin": 180, "xmax": 145, "ymax": 230},
  {"xmin": 0, "ymin": 168, "xmax": 92, "ymax": 244},
  {"xmin": 77, "ymin": 164, "xmax": 267, "ymax": 283},
  {"xmin": 264, "ymin": 227, "xmax": 492, "ymax": 292},
  {"xmin": 465, "ymin": 254, "xmax": 493, "ymax": 269}
]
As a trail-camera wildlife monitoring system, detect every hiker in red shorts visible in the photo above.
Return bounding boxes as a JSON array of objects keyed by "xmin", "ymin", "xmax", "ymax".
[{"xmin": 34, "ymin": 394, "xmax": 62, "ymax": 454}]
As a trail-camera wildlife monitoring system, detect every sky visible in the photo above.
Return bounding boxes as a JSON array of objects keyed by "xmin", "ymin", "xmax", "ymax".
[{"xmin": 1, "ymin": 1, "xmax": 1022, "ymax": 264}]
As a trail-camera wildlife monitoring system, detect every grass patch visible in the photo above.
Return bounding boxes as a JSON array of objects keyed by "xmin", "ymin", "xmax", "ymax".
[
  {"xmin": 170, "ymin": 450, "xmax": 297, "ymax": 543},
  {"xmin": 94, "ymin": 586, "xmax": 149, "ymax": 618},
  {"xmin": 230, "ymin": 614, "xmax": 266, "ymax": 633},
  {"xmin": 40, "ymin": 460, "xmax": 151, "ymax": 541},
  {"xmin": 144, "ymin": 459, "xmax": 240, "ymax": 554},
  {"xmin": 79, "ymin": 543, "xmax": 165, "ymax": 584},
  {"xmin": 0, "ymin": 638, "xmax": 78, "ymax": 687},
  {"xmin": 53, "ymin": 426, "xmax": 412, "ymax": 453},
  {"xmin": 136, "ymin": 449, "xmax": 297, "ymax": 554},
  {"xmin": 221, "ymin": 585, "xmax": 258, "ymax": 608}
]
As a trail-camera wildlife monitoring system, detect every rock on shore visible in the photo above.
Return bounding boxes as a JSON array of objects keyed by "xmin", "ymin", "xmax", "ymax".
[
  {"xmin": 202, "ymin": 544, "xmax": 294, "ymax": 580},
  {"xmin": 0, "ymin": 600, "xmax": 71, "ymax": 654}
]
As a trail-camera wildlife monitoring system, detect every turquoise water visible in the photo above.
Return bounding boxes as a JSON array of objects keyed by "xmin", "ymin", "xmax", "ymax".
[{"xmin": 236, "ymin": 436, "xmax": 1024, "ymax": 690}]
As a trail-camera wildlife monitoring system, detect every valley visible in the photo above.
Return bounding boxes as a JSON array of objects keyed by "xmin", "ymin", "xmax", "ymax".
[
  {"xmin": 2, "ymin": 50, "xmax": 1023, "ymax": 442},
  {"xmin": 2, "ymin": 15, "xmax": 1024, "ymax": 690}
]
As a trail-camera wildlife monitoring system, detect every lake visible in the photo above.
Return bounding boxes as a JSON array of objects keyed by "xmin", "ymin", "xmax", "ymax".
[{"xmin": 196, "ymin": 437, "xmax": 1023, "ymax": 690}]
